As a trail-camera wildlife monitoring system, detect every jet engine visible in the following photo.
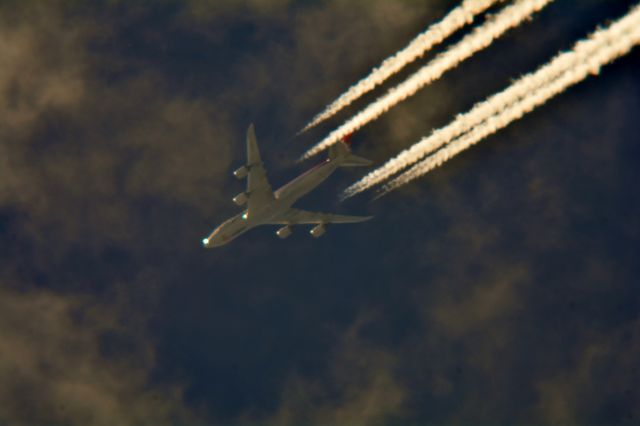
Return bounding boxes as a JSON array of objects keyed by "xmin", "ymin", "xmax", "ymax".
[
  {"xmin": 233, "ymin": 165, "xmax": 249, "ymax": 179},
  {"xmin": 310, "ymin": 224, "xmax": 326, "ymax": 238},
  {"xmin": 276, "ymin": 225, "xmax": 292, "ymax": 239},
  {"xmin": 233, "ymin": 192, "xmax": 248, "ymax": 206}
]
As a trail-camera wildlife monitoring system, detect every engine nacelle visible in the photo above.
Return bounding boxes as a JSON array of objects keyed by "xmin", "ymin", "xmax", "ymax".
[
  {"xmin": 233, "ymin": 165, "xmax": 249, "ymax": 179},
  {"xmin": 310, "ymin": 224, "xmax": 326, "ymax": 238},
  {"xmin": 233, "ymin": 192, "xmax": 248, "ymax": 206},
  {"xmin": 276, "ymin": 225, "xmax": 292, "ymax": 239}
]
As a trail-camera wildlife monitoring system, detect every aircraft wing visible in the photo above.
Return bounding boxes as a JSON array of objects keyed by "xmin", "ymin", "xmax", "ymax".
[
  {"xmin": 269, "ymin": 208, "xmax": 372, "ymax": 225},
  {"xmin": 246, "ymin": 124, "xmax": 274, "ymax": 211}
]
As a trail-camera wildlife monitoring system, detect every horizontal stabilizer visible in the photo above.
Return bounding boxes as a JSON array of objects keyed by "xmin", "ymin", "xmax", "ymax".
[{"xmin": 328, "ymin": 141, "xmax": 372, "ymax": 167}]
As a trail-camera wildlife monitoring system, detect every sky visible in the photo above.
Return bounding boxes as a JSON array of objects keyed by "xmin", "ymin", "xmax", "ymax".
[{"xmin": 1, "ymin": 0, "xmax": 639, "ymax": 425}]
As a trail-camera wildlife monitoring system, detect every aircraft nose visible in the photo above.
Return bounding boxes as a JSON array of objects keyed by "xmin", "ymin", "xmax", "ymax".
[{"xmin": 202, "ymin": 237, "xmax": 220, "ymax": 248}]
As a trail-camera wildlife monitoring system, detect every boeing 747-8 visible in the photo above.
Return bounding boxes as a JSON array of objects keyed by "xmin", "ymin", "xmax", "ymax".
[{"xmin": 202, "ymin": 125, "xmax": 372, "ymax": 248}]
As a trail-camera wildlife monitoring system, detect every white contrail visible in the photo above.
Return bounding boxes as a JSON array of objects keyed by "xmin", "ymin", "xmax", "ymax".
[
  {"xmin": 300, "ymin": 0, "xmax": 503, "ymax": 133},
  {"xmin": 377, "ymin": 12, "xmax": 640, "ymax": 197},
  {"xmin": 302, "ymin": 0, "xmax": 554, "ymax": 160},
  {"xmin": 342, "ymin": 3, "xmax": 640, "ymax": 199}
]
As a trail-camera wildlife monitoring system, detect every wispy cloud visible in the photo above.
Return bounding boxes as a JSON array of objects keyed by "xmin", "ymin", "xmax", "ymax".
[{"xmin": 0, "ymin": 288, "xmax": 193, "ymax": 426}]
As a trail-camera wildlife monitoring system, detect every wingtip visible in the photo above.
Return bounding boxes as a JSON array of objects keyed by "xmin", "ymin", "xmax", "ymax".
[{"xmin": 354, "ymin": 215, "xmax": 374, "ymax": 223}]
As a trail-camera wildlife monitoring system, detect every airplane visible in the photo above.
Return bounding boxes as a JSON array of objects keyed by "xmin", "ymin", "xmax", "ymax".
[{"xmin": 202, "ymin": 124, "xmax": 373, "ymax": 248}]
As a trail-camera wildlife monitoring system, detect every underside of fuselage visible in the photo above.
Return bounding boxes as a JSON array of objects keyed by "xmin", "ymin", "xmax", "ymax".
[{"xmin": 273, "ymin": 159, "xmax": 337, "ymax": 206}]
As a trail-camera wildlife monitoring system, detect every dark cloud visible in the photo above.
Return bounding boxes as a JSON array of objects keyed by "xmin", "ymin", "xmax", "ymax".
[
  {"xmin": 0, "ymin": 3, "xmax": 235, "ymax": 250},
  {"xmin": 0, "ymin": 1, "xmax": 87, "ymax": 133},
  {"xmin": 535, "ymin": 319, "xmax": 640, "ymax": 425},
  {"xmin": 1, "ymin": 0, "xmax": 639, "ymax": 425},
  {"xmin": 0, "ymin": 287, "xmax": 193, "ymax": 426},
  {"xmin": 270, "ymin": 316, "xmax": 405, "ymax": 426}
]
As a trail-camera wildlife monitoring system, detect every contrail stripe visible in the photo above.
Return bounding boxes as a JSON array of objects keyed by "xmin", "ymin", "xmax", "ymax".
[
  {"xmin": 342, "ymin": 3, "xmax": 640, "ymax": 198},
  {"xmin": 299, "ymin": 0, "xmax": 502, "ymax": 133},
  {"xmin": 302, "ymin": 0, "xmax": 554, "ymax": 160},
  {"xmin": 377, "ymin": 16, "xmax": 640, "ymax": 197}
]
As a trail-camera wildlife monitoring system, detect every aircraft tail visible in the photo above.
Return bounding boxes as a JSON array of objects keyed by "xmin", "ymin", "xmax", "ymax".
[{"xmin": 328, "ymin": 140, "xmax": 372, "ymax": 167}]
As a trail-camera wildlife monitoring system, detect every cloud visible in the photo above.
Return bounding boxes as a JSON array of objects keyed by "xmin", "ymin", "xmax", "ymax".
[
  {"xmin": 0, "ymin": 287, "xmax": 194, "ymax": 426},
  {"xmin": 430, "ymin": 264, "xmax": 525, "ymax": 338},
  {"xmin": 0, "ymin": 1, "xmax": 637, "ymax": 425},
  {"xmin": 0, "ymin": 2, "xmax": 87, "ymax": 133},
  {"xmin": 178, "ymin": 0, "xmax": 440, "ymax": 137},
  {"xmin": 184, "ymin": 0, "xmax": 292, "ymax": 21},
  {"xmin": 269, "ymin": 316, "xmax": 405, "ymax": 426},
  {"xmin": 535, "ymin": 320, "xmax": 640, "ymax": 425},
  {"xmin": 0, "ymin": 2, "xmax": 235, "ymax": 250},
  {"xmin": 0, "ymin": 3, "xmax": 236, "ymax": 423}
]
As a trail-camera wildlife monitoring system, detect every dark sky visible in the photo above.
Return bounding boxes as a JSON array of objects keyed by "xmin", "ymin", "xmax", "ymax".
[{"xmin": 1, "ymin": 1, "xmax": 639, "ymax": 425}]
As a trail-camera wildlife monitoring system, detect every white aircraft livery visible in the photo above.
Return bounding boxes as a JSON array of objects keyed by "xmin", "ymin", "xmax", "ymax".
[{"xmin": 202, "ymin": 124, "xmax": 373, "ymax": 248}]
